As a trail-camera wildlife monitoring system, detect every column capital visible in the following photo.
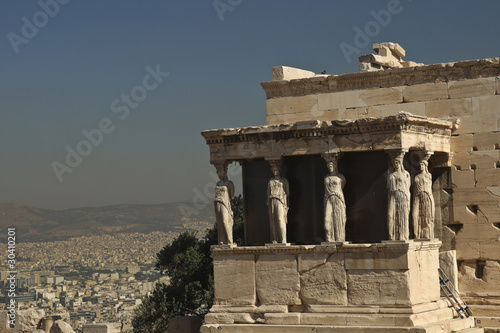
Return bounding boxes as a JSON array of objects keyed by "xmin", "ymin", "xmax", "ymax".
[
  {"xmin": 264, "ymin": 156, "xmax": 283, "ymax": 162},
  {"xmin": 321, "ymin": 151, "xmax": 342, "ymax": 163},
  {"xmin": 266, "ymin": 159, "xmax": 283, "ymax": 170},
  {"xmin": 385, "ymin": 148, "xmax": 409, "ymax": 155},
  {"xmin": 411, "ymin": 150, "xmax": 434, "ymax": 161},
  {"xmin": 213, "ymin": 162, "xmax": 228, "ymax": 181}
]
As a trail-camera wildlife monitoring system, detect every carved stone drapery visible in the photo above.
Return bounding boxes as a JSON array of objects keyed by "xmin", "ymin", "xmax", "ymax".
[
  {"xmin": 412, "ymin": 151, "xmax": 435, "ymax": 239},
  {"xmin": 386, "ymin": 149, "xmax": 411, "ymax": 241},
  {"xmin": 266, "ymin": 160, "xmax": 289, "ymax": 244},
  {"xmin": 214, "ymin": 163, "xmax": 235, "ymax": 245},
  {"xmin": 321, "ymin": 153, "xmax": 346, "ymax": 242},
  {"xmin": 202, "ymin": 113, "xmax": 453, "ymax": 244}
]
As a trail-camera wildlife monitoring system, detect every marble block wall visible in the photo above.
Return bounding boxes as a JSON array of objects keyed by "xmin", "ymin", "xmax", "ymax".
[
  {"xmin": 261, "ymin": 59, "xmax": 500, "ymax": 316},
  {"xmin": 209, "ymin": 240, "xmax": 440, "ymax": 325}
]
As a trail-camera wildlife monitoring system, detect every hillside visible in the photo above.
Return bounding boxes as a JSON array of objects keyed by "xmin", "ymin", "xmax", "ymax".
[{"xmin": 0, "ymin": 202, "xmax": 214, "ymax": 242}]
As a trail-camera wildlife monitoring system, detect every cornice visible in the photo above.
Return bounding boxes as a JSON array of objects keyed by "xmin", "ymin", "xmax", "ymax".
[
  {"xmin": 201, "ymin": 112, "xmax": 453, "ymax": 146},
  {"xmin": 261, "ymin": 58, "xmax": 500, "ymax": 99}
]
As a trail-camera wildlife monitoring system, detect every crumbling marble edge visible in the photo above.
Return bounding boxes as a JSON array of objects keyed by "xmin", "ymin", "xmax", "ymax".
[{"xmin": 211, "ymin": 239, "xmax": 442, "ymax": 254}]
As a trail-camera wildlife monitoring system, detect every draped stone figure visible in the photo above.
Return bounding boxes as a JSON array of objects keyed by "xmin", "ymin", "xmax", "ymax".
[
  {"xmin": 267, "ymin": 163, "xmax": 289, "ymax": 244},
  {"xmin": 214, "ymin": 165, "xmax": 234, "ymax": 245},
  {"xmin": 324, "ymin": 161, "xmax": 347, "ymax": 242},
  {"xmin": 387, "ymin": 152, "xmax": 411, "ymax": 241},
  {"xmin": 412, "ymin": 160, "xmax": 435, "ymax": 239}
]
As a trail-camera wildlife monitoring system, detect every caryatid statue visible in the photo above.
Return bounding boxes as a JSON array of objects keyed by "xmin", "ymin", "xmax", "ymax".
[
  {"xmin": 266, "ymin": 161, "xmax": 289, "ymax": 244},
  {"xmin": 387, "ymin": 151, "xmax": 411, "ymax": 241},
  {"xmin": 213, "ymin": 163, "xmax": 235, "ymax": 245},
  {"xmin": 323, "ymin": 156, "xmax": 346, "ymax": 242},
  {"xmin": 412, "ymin": 156, "xmax": 435, "ymax": 239}
]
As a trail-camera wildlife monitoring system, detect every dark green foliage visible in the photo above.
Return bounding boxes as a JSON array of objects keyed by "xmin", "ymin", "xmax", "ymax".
[
  {"xmin": 132, "ymin": 195, "xmax": 244, "ymax": 333},
  {"xmin": 131, "ymin": 283, "xmax": 172, "ymax": 333}
]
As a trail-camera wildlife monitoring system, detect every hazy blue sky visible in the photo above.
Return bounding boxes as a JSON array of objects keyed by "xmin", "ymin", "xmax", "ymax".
[{"xmin": 1, "ymin": 1, "xmax": 499, "ymax": 210}]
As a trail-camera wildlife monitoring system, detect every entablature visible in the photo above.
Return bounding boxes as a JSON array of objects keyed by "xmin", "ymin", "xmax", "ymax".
[{"xmin": 202, "ymin": 112, "xmax": 453, "ymax": 164}]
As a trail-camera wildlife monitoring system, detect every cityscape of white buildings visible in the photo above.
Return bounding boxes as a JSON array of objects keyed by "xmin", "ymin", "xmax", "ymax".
[{"xmin": 0, "ymin": 230, "xmax": 210, "ymax": 332}]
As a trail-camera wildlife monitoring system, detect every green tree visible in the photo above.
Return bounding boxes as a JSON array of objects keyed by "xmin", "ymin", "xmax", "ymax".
[{"xmin": 132, "ymin": 195, "xmax": 244, "ymax": 333}]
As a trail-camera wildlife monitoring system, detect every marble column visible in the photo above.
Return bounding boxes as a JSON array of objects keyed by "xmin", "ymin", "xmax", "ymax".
[
  {"xmin": 266, "ymin": 159, "xmax": 289, "ymax": 244},
  {"xmin": 213, "ymin": 162, "xmax": 235, "ymax": 245},
  {"xmin": 412, "ymin": 151, "xmax": 435, "ymax": 239},
  {"xmin": 386, "ymin": 149, "xmax": 411, "ymax": 241},
  {"xmin": 321, "ymin": 152, "xmax": 347, "ymax": 242}
]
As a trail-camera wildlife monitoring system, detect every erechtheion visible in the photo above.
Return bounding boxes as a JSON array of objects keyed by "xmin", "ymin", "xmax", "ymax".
[{"xmin": 201, "ymin": 42, "xmax": 500, "ymax": 332}]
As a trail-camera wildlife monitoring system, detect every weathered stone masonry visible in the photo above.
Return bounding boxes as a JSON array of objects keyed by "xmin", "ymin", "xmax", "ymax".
[{"xmin": 201, "ymin": 44, "xmax": 499, "ymax": 331}]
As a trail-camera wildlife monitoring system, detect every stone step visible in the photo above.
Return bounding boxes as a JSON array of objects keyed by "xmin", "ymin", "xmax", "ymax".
[
  {"xmin": 483, "ymin": 329, "xmax": 500, "ymax": 333},
  {"xmin": 207, "ymin": 306, "xmax": 457, "ymax": 327},
  {"xmin": 421, "ymin": 316, "xmax": 476, "ymax": 333},
  {"xmin": 410, "ymin": 307, "xmax": 455, "ymax": 326},
  {"xmin": 456, "ymin": 328, "xmax": 484, "ymax": 333},
  {"xmin": 202, "ymin": 319, "xmax": 477, "ymax": 333},
  {"xmin": 476, "ymin": 316, "xmax": 500, "ymax": 328},
  {"xmin": 202, "ymin": 324, "xmax": 427, "ymax": 332}
]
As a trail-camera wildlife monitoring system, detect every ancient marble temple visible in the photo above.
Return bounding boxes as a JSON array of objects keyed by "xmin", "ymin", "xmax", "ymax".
[{"xmin": 199, "ymin": 43, "xmax": 492, "ymax": 332}]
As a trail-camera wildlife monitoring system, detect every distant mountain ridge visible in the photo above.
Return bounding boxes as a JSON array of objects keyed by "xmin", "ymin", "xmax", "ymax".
[{"xmin": 0, "ymin": 202, "xmax": 215, "ymax": 242}]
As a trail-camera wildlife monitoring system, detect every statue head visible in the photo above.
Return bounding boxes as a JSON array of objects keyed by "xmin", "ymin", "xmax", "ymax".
[
  {"xmin": 393, "ymin": 154, "xmax": 404, "ymax": 171},
  {"xmin": 327, "ymin": 161, "xmax": 337, "ymax": 174},
  {"xmin": 420, "ymin": 160, "xmax": 429, "ymax": 172},
  {"xmin": 271, "ymin": 165, "xmax": 280, "ymax": 178},
  {"xmin": 215, "ymin": 164, "xmax": 227, "ymax": 181}
]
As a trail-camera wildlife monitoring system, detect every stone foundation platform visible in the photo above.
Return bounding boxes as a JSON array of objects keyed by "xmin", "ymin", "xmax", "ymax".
[
  {"xmin": 201, "ymin": 318, "xmax": 478, "ymax": 333},
  {"xmin": 202, "ymin": 240, "xmax": 479, "ymax": 332}
]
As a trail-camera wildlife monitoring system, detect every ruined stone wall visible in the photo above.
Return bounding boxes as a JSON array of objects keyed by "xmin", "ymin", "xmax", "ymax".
[{"xmin": 261, "ymin": 58, "xmax": 500, "ymax": 315}]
